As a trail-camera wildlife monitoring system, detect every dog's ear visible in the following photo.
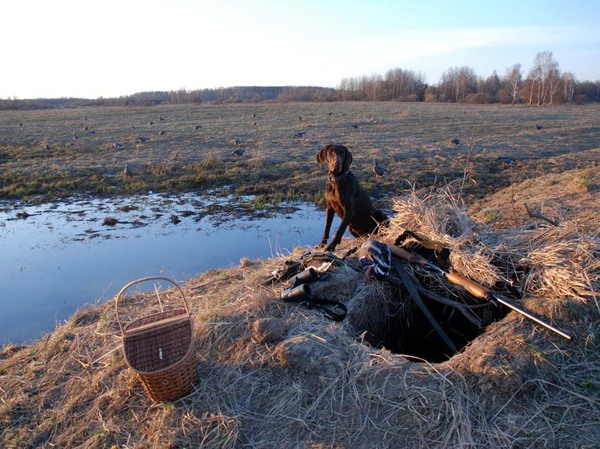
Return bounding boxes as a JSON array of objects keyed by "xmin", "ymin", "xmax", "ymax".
[
  {"xmin": 316, "ymin": 145, "xmax": 332, "ymax": 167},
  {"xmin": 340, "ymin": 145, "xmax": 352, "ymax": 172}
]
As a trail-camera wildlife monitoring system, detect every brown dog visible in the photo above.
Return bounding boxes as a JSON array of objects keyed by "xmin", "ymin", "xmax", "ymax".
[{"xmin": 316, "ymin": 144, "xmax": 388, "ymax": 251}]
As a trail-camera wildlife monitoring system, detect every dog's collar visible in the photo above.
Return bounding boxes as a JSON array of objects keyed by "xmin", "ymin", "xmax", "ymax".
[{"xmin": 328, "ymin": 170, "xmax": 350, "ymax": 183}]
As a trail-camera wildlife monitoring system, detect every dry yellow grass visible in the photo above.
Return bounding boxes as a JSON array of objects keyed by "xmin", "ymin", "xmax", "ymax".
[{"xmin": 1, "ymin": 163, "xmax": 598, "ymax": 448}]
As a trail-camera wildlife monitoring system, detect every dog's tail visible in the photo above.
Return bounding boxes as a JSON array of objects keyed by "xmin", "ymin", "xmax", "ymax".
[{"xmin": 370, "ymin": 205, "xmax": 389, "ymax": 227}]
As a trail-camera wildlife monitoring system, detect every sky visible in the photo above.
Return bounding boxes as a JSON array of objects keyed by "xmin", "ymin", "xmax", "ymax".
[{"xmin": 2, "ymin": 0, "xmax": 599, "ymax": 99}]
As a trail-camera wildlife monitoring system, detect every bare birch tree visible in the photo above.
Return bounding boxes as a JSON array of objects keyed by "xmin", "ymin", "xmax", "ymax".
[
  {"xmin": 503, "ymin": 63, "xmax": 523, "ymax": 105},
  {"xmin": 528, "ymin": 51, "xmax": 559, "ymax": 105},
  {"xmin": 547, "ymin": 63, "xmax": 562, "ymax": 105},
  {"xmin": 562, "ymin": 72, "xmax": 576, "ymax": 104}
]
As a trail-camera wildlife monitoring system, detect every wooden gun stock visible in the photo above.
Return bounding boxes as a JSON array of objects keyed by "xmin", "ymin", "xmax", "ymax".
[{"xmin": 445, "ymin": 271, "xmax": 488, "ymax": 299}]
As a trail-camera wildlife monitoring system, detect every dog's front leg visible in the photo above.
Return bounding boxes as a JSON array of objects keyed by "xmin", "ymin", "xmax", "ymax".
[
  {"xmin": 319, "ymin": 206, "xmax": 336, "ymax": 248},
  {"xmin": 325, "ymin": 209, "xmax": 353, "ymax": 252}
]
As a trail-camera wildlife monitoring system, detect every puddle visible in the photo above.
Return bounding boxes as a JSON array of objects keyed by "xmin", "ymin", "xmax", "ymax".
[{"xmin": 0, "ymin": 192, "xmax": 339, "ymax": 344}]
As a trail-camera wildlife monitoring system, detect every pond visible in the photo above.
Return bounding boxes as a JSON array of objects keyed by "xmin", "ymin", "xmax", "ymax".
[{"xmin": 0, "ymin": 192, "xmax": 340, "ymax": 344}]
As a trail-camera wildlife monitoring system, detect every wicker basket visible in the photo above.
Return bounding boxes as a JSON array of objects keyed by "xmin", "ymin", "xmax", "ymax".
[{"xmin": 116, "ymin": 276, "xmax": 197, "ymax": 402}]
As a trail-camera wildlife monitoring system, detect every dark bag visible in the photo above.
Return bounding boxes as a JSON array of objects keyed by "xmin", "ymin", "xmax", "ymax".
[
  {"xmin": 280, "ymin": 271, "xmax": 347, "ymax": 322},
  {"xmin": 394, "ymin": 230, "xmax": 451, "ymax": 268}
]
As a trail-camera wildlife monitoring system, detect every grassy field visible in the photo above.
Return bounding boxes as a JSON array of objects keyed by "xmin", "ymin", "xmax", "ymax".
[
  {"xmin": 1, "ymin": 102, "xmax": 599, "ymax": 449},
  {"xmin": 1, "ymin": 102, "xmax": 598, "ymax": 208}
]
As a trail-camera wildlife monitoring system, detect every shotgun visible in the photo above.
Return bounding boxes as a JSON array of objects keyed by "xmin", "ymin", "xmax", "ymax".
[{"xmin": 388, "ymin": 244, "xmax": 573, "ymax": 341}]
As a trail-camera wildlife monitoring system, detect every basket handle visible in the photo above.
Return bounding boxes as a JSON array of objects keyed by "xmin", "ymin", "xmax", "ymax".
[{"xmin": 115, "ymin": 276, "xmax": 190, "ymax": 336}]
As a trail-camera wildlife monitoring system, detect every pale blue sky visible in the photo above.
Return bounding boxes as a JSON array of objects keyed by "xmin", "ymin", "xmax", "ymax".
[{"xmin": 2, "ymin": 0, "xmax": 599, "ymax": 99}]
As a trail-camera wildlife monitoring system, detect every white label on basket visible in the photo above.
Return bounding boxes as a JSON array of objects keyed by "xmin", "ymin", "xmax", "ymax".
[{"xmin": 159, "ymin": 348, "xmax": 164, "ymax": 360}]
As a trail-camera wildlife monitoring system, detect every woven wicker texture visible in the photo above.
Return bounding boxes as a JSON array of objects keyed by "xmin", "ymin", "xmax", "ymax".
[{"xmin": 116, "ymin": 277, "xmax": 197, "ymax": 402}]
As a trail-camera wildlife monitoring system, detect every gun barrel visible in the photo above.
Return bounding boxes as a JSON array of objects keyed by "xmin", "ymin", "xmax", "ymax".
[{"xmin": 489, "ymin": 293, "xmax": 572, "ymax": 340}]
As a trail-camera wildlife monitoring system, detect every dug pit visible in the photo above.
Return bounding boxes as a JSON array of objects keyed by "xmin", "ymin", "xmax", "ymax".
[{"xmin": 349, "ymin": 281, "xmax": 510, "ymax": 363}]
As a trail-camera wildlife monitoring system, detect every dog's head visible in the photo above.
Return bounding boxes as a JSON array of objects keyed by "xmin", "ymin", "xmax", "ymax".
[{"xmin": 316, "ymin": 144, "xmax": 353, "ymax": 174}]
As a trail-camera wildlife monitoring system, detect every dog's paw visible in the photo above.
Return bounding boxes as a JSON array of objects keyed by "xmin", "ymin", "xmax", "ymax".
[
  {"xmin": 316, "ymin": 240, "xmax": 328, "ymax": 248},
  {"xmin": 324, "ymin": 243, "xmax": 337, "ymax": 252}
]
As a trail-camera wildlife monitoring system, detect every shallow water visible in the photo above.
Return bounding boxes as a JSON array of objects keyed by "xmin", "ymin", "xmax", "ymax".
[{"xmin": 0, "ymin": 193, "xmax": 338, "ymax": 344}]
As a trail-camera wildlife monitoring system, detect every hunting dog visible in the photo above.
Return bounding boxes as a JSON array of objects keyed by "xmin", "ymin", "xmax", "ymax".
[{"xmin": 316, "ymin": 144, "xmax": 388, "ymax": 251}]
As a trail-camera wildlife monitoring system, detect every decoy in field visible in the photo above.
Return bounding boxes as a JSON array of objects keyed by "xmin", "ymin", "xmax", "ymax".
[
  {"xmin": 373, "ymin": 161, "xmax": 388, "ymax": 177},
  {"xmin": 451, "ymin": 138, "xmax": 460, "ymax": 146},
  {"xmin": 536, "ymin": 124, "xmax": 544, "ymax": 130},
  {"xmin": 352, "ymin": 124, "xmax": 359, "ymax": 129},
  {"xmin": 293, "ymin": 132, "xmax": 305, "ymax": 138},
  {"xmin": 136, "ymin": 136, "xmax": 150, "ymax": 143},
  {"xmin": 158, "ymin": 130, "xmax": 166, "ymax": 136},
  {"xmin": 232, "ymin": 148, "xmax": 245, "ymax": 156},
  {"xmin": 495, "ymin": 156, "xmax": 515, "ymax": 165},
  {"xmin": 194, "ymin": 125, "xmax": 202, "ymax": 130},
  {"xmin": 113, "ymin": 143, "xmax": 124, "ymax": 150},
  {"xmin": 235, "ymin": 138, "xmax": 242, "ymax": 145}
]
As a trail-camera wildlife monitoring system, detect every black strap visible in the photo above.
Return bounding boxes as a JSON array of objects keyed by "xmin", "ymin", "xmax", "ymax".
[
  {"xmin": 307, "ymin": 297, "xmax": 347, "ymax": 322},
  {"xmin": 391, "ymin": 259, "xmax": 457, "ymax": 353}
]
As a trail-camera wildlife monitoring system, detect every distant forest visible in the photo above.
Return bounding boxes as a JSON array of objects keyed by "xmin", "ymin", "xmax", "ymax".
[{"xmin": 2, "ymin": 51, "xmax": 598, "ymax": 110}]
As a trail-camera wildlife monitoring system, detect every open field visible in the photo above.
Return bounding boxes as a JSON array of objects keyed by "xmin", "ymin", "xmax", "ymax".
[
  {"xmin": 1, "ymin": 103, "xmax": 599, "ymax": 448},
  {"xmin": 1, "ymin": 102, "xmax": 599, "ymax": 208}
]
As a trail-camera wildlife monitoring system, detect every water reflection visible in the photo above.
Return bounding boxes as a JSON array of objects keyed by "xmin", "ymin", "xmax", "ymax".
[{"xmin": 0, "ymin": 193, "xmax": 338, "ymax": 344}]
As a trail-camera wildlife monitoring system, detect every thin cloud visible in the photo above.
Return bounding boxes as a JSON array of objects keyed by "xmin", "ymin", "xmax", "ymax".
[{"xmin": 361, "ymin": 26, "xmax": 596, "ymax": 62}]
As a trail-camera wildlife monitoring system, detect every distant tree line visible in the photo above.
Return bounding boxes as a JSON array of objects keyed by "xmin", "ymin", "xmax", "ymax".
[
  {"xmin": 0, "ymin": 86, "xmax": 337, "ymax": 110},
  {"xmin": 340, "ymin": 51, "xmax": 599, "ymax": 105},
  {"xmin": 1, "ymin": 50, "xmax": 598, "ymax": 110}
]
